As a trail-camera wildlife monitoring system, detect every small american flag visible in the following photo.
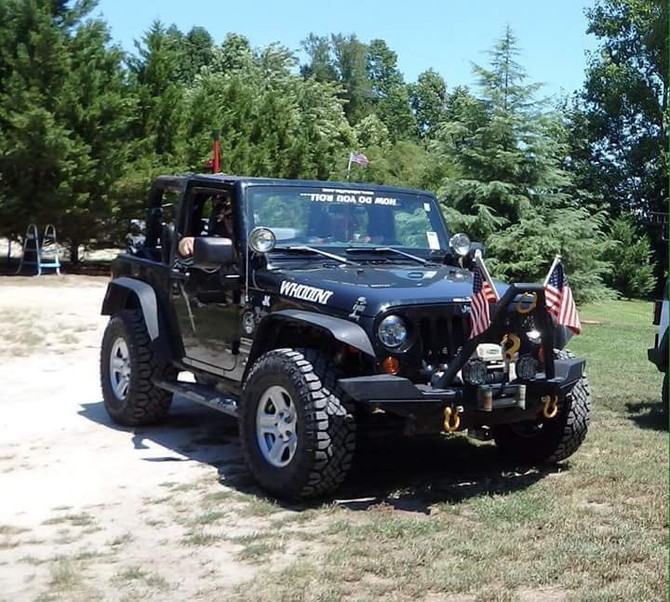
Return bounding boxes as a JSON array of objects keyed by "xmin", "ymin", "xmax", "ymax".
[
  {"xmin": 544, "ymin": 259, "xmax": 581, "ymax": 335},
  {"xmin": 349, "ymin": 151, "xmax": 369, "ymax": 168},
  {"xmin": 470, "ymin": 263, "xmax": 497, "ymax": 338}
]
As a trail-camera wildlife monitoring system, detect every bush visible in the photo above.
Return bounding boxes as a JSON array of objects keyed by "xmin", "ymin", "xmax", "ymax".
[{"xmin": 603, "ymin": 215, "xmax": 656, "ymax": 299}]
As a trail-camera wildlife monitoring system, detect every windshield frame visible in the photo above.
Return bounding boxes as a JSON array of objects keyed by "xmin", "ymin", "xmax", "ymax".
[{"xmin": 241, "ymin": 183, "xmax": 453, "ymax": 259}]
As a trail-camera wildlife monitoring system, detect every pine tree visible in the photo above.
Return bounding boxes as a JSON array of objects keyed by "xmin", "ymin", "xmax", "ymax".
[
  {"xmin": 0, "ymin": 0, "xmax": 132, "ymax": 260},
  {"xmin": 181, "ymin": 39, "xmax": 354, "ymax": 181},
  {"xmin": 435, "ymin": 28, "xmax": 608, "ymax": 300},
  {"xmin": 602, "ymin": 215, "xmax": 656, "ymax": 298},
  {"xmin": 409, "ymin": 69, "xmax": 448, "ymax": 139},
  {"xmin": 366, "ymin": 39, "xmax": 415, "ymax": 141},
  {"xmin": 127, "ymin": 21, "xmax": 186, "ymax": 161}
]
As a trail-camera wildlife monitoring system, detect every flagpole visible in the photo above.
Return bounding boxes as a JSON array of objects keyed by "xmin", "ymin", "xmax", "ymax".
[
  {"xmin": 474, "ymin": 250, "xmax": 500, "ymax": 301},
  {"xmin": 346, "ymin": 152, "xmax": 353, "ymax": 181},
  {"xmin": 543, "ymin": 254, "xmax": 562, "ymax": 286}
]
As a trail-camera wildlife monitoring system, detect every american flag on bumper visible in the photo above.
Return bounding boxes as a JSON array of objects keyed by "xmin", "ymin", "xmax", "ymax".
[
  {"xmin": 469, "ymin": 258, "xmax": 498, "ymax": 338},
  {"xmin": 544, "ymin": 258, "xmax": 581, "ymax": 335}
]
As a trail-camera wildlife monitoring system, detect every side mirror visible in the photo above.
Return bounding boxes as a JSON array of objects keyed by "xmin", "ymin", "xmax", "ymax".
[{"xmin": 193, "ymin": 237, "xmax": 235, "ymax": 268}]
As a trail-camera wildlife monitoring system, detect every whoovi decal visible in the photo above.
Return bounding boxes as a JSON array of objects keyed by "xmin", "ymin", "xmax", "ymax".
[{"xmin": 279, "ymin": 281, "xmax": 334, "ymax": 305}]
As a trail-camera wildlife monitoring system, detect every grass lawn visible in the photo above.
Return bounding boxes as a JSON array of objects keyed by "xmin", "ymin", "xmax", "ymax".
[{"xmin": 218, "ymin": 299, "xmax": 667, "ymax": 602}]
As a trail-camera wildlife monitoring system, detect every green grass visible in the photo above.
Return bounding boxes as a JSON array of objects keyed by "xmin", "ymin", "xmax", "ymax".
[
  {"xmin": 224, "ymin": 299, "xmax": 668, "ymax": 602},
  {"xmin": 181, "ymin": 528, "xmax": 223, "ymax": 546}
]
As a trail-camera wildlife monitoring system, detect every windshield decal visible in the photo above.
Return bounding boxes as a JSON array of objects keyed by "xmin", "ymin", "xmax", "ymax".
[
  {"xmin": 373, "ymin": 197, "xmax": 397, "ymax": 206},
  {"xmin": 299, "ymin": 190, "xmax": 397, "ymax": 207},
  {"xmin": 280, "ymin": 281, "xmax": 334, "ymax": 305}
]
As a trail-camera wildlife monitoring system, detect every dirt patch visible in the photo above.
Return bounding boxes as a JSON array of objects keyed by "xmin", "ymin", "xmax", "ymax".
[{"xmin": 0, "ymin": 276, "xmax": 278, "ymax": 600}]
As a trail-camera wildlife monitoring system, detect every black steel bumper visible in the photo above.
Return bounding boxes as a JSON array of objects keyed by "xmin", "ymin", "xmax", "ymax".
[{"xmin": 338, "ymin": 357, "xmax": 585, "ymax": 427}]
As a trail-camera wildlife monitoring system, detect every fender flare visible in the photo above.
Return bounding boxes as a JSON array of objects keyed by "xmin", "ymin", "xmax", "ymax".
[
  {"xmin": 101, "ymin": 277, "xmax": 160, "ymax": 341},
  {"xmin": 246, "ymin": 309, "xmax": 375, "ymax": 372}
]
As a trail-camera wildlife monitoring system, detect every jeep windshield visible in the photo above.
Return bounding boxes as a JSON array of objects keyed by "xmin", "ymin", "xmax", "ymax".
[{"xmin": 245, "ymin": 185, "xmax": 452, "ymax": 259}]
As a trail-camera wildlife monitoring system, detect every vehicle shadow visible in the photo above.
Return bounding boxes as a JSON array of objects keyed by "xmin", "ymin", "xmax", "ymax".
[
  {"xmin": 336, "ymin": 434, "xmax": 562, "ymax": 514},
  {"xmin": 625, "ymin": 400, "xmax": 668, "ymax": 432},
  {"xmin": 79, "ymin": 398, "xmax": 564, "ymax": 513},
  {"xmin": 79, "ymin": 396, "xmax": 247, "ymax": 474}
]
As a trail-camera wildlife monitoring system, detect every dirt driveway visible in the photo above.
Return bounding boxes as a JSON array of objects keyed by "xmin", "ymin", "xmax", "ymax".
[
  {"xmin": 0, "ymin": 276, "xmax": 279, "ymax": 601},
  {"xmin": 3, "ymin": 275, "xmax": 666, "ymax": 602}
]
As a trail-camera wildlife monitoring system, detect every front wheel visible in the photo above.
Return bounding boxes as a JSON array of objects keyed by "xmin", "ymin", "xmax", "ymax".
[
  {"xmin": 239, "ymin": 348, "xmax": 356, "ymax": 500},
  {"xmin": 493, "ymin": 350, "xmax": 591, "ymax": 464}
]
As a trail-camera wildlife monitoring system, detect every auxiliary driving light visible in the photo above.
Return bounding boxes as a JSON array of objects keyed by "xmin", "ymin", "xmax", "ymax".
[
  {"xmin": 462, "ymin": 359, "xmax": 487, "ymax": 385},
  {"xmin": 516, "ymin": 355, "xmax": 539, "ymax": 380},
  {"xmin": 248, "ymin": 227, "xmax": 276, "ymax": 254},
  {"xmin": 449, "ymin": 232, "xmax": 471, "ymax": 257}
]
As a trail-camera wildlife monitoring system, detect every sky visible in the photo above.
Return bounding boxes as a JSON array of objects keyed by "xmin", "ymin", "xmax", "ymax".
[{"xmin": 94, "ymin": 0, "xmax": 599, "ymax": 99}]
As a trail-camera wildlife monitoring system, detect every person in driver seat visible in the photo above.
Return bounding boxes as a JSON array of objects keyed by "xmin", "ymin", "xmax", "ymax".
[{"xmin": 178, "ymin": 197, "xmax": 233, "ymax": 257}]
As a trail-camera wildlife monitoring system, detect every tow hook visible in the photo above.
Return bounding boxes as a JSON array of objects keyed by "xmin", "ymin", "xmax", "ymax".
[
  {"xmin": 541, "ymin": 395, "xmax": 559, "ymax": 419},
  {"xmin": 443, "ymin": 405, "xmax": 462, "ymax": 433}
]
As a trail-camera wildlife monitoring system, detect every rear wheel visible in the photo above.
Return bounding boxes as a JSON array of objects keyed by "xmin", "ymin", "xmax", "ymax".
[
  {"xmin": 239, "ymin": 348, "xmax": 356, "ymax": 500},
  {"xmin": 100, "ymin": 310, "xmax": 176, "ymax": 426},
  {"xmin": 493, "ymin": 350, "xmax": 591, "ymax": 463}
]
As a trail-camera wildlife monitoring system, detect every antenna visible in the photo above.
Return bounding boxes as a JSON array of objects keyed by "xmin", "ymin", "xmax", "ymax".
[{"xmin": 211, "ymin": 130, "xmax": 221, "ymax": 174}]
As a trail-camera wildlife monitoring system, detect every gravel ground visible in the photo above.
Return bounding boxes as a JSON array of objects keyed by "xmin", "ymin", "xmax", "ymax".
[{"xmin": 0, "ymin": 275, "xmax": 267, "ymax": 601}]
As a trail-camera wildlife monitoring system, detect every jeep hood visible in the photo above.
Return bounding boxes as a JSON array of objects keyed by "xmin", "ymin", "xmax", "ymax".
[{"xmin": 259, "ymin": 263, "xmax": 508, "ymax": 315}]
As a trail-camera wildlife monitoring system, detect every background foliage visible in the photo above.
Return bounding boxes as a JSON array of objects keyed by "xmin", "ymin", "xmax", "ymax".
[{"xmin": 0, "ymin": 0, "xmax": 666, "ymax": 297}]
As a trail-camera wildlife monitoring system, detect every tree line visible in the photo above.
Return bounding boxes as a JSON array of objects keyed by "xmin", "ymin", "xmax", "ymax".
[{"xmin": 0, "ymin": 0, "xmax": 666, "ymax": 299}]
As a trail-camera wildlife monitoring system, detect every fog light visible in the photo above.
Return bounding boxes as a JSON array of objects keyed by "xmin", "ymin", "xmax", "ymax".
[
  {"xmin": 382, "ymin": 356, "xmax": 400, "ymax": 375},
  {"xmin": 462, "ymin": 359, "xmax": 487, "ymax": 385},
  {"xmin": 516, "ymin": 355, "xmax": 538, "ymax": 380}
]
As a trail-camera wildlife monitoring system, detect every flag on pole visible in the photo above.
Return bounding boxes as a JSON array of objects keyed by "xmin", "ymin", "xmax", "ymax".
[
  {"xmin": 474, "ymin": 250, "xmax": 499, "ymax": 302},
  {"xmin": 349, "ymin": 151, "xmax": 369, "ymax": 168},
  {"xmin": 469, "ymin": 258, "xmax": 498, "ymax": 338},
  {"xmin": 544, "ymin": 258, "xmax": 581, "ymax": 335}
]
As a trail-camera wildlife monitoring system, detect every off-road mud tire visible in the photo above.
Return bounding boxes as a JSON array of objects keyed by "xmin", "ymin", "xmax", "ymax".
[
  {"xmin": 493, "ymin": 349, "xmax": 591, "ymax": 463},
  {"xmin": 662, "ymin": 373, "xmax": 668, "ymax": 426},
  {"xmin": 100, "ymin": 310, "xmax": 176, "ymax": 426},
  {"xmin": 239, "ymin": 348, "xmax": 356, "ymax": 500}
]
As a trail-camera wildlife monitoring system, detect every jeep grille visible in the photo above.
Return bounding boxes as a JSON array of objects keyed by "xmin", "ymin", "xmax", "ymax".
[{"xmin": 408, "ymin": 305, "xmax": 469, "ymax": 365}]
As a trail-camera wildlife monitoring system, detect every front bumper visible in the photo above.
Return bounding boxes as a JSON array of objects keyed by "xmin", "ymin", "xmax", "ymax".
[{"xmin": 339, "ymin": 356, "xmax": 585, "ymax": 431}]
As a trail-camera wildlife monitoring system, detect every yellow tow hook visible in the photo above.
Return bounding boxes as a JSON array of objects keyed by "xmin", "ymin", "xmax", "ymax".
[
  {"xmin": 541, "ymin": 395, "xmax": 559, "ymax": 419},
  {"xmin": 443, "ymin": 406, "xmax": 462, "ymax": 433}
]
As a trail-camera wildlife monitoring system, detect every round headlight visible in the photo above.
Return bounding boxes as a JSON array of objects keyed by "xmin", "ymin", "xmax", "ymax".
[
  {"xmin": 248, "ymin": 227, "xmax": 276, "ymax": 254},
  {"xmin": 449, "ymin": 233, "xmax": 471, "ymax": 257},
  {"xmin": 377, "ymin": 315, "xmax": 408, "ymax": 349}
]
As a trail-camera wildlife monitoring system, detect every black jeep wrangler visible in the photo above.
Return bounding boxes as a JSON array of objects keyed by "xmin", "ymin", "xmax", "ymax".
[{"xmin": 100, "ymin": 174, "xmax": 591, "ymax": 499}]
